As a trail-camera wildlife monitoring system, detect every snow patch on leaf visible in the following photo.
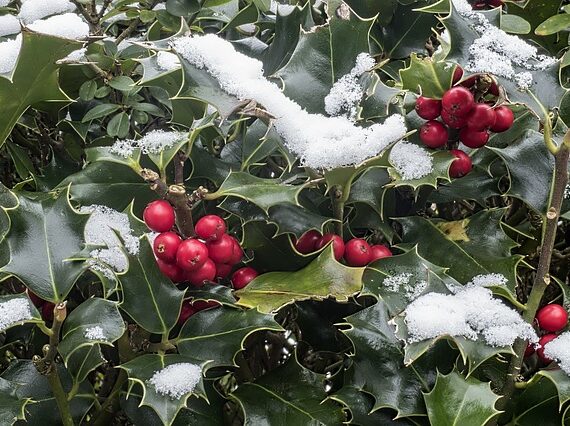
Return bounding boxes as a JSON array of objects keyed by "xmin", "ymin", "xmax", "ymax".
[
  {"xmin": 84, "ymin": 325, "xmax": 106, "ymax": 340},
  {"xmin": 18, "ymin": 0, "xmax": 75, "ymax": 24},
  {"xmin": 27, "ymin": 13, "xmax": 89, "ymax": 39},
  {"xmin": 0, "ymin": 15, "xmax": 21, "ymax": 37},
  {"xmin": 544, "ymin": 332, "xmax": 570, "ymax": 376},
  {"xmin": 383, "ymin": 273, "xmax": 428, "ymax": 300},
  {"xmin": 147, "ymin": 363, "xmax": 202, "ymax": 399},
  {"xmin": 110, "ymin": 130, "xmax": 186, "ymax": 157},
  {"xmin": 0, "ymin": 35, "xmax": 21, "ymax": 75},
  {"xmin": 156, "ymin": 51, "xmax": 180, "ymax": 71},
  {"xmin": 0, "ymin": 298, "xmax": 32, "ymax": 331},
  {"xmin": 389, "ymin": 142, "xmax": 433, "ymax": 180}
]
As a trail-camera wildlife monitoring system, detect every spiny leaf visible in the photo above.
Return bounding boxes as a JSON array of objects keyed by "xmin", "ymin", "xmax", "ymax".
[{"xmin": 399, "ymin": 54, "xmax": 456, "ymax": 99}]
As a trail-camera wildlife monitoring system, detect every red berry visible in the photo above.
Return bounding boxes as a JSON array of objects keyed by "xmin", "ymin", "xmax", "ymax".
[
  {"xmin": 316, "ymin": 234, "xmax": 345, "ymax": 261},
  {"xmin": 207, "ymin": 234, "xmax": 234, "ymax": 264},
  {"xmin": 415, "ymin": 97, "xmax": 442, "ymax": 120},
  {"xmin": 195, "ymin": 215, "xmax": 226, "ymax": 241},
  {"xmin": 441, "ymin": 109, "xmax": 469, "ymax": 129},
  {"xmin": 537, "ymin": 334, "xmax": 558, "ymax": 363},
  {"xmin": 42, "ymin": 302, "xmax": 55, "ymax": 322},
  {"xmin": 488, "ymin": 0, "xmax": 503, "ymax": 7},
  {"xmin": 216, "ymin": 263, "xmax": 233, "ymax": 279},
  {"xmin": 466, "ymin": 103, "xmax": 496, "ymax": 131},
  {"xmin": 176, "ymin": 239, "xmax": 209, "ymax": 271},
  {"xmin": 186, "ymin": 258, "xmax": 216, "ymax": 286},
  {"xmin": 153, "ymin": 232, "xmax": 182, "ymax": 263},
  {"xmin": 231, "ymin": 267, "xmax": 259, "ymax": 289},
  {"xmin": 178, "ymin": 300, "xmax": 219, "ymax": 324},
  {"xmin": 449, "ymin": 149, "xmax": 472, "ymax": 178},
  {"xmin": 344, "ymin": 238, "xmax": 372, "ymax": 267},
  {"xmin": 143, "ymin": 200, "xmax": 175, "ymax": 232},
  {"xmin": 419, "ymin": 121, "xmax": 448, "ymax": 148},
  {"xmin": 294, "ymin": 230, "xmax": 322, "ymax": 254},
  {"xmin": 536, "ymin": 304, "xmax": 568, "ymax": 332},
  {"xmin": 459, "ymin": 127, "xmax": 490, "ymax": 148},
  {"xmin": 26, "ymin": 290, "xmax": 45, "ymax": 308},
  {"xmin": 460, "ymin": 75, "xmax": 478, "ymax": 88},
  {"xmin": 452, "ymin": 66, "xmax": 463, "ymax": 84},
  {"xmin": 442, "ymin": 86, "xmax": 475, "ymax": 116},
  {"xmin": 369, "ymin": 245, "xmax": 392, "ymax": 262},
  {"xmin": 157, "ymin": 258, "xmax": 185, "ymax": 282},
  {"xmin": 491, "ymin": 106, "xmax": 514, "ymax": 133},
  {"xmin": 524, "ymin": 343, "xmax": 535, "ymax": 358},
  {"xmin": 226, "ymin": 236, "xmax": 243, "ymax": 265},
  {"xmin": 489, "ymin": 81, "xmax": 500, "ymax": 96}
]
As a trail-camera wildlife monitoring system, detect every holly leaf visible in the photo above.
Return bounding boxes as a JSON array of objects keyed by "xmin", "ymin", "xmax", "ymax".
[
  {"xmin": 177, "ymin": 306, "xmax": 282, "ymax": 368},
  {"xmin": 536, "ymin": 369, "xmax": 570, "ymax": 409},
  {"xmin": 275, "ymin": 1, "xmax": 374, "ymax": 113},
  {"xmin": 0, "ymin": 294, "xmax": 42, "ymax": 332},
  {"xmin": 118, "ymin": 237, "xmax": 185, "ymax": 334},
  {"xmin": 209, "ymin": 171, "xmax": 304, "ymax": 213},
  {"xmin": 0, "ymin": 31, "xmax": 80, "ymax": 147},
  {"xmin": 230, "ymin": 357, "xmax": 345, "ymax": 425},
  {"xmin": 85, "ymin": 146, "xmax": 142, "ymax": 173},
  {"xmin": 511, "ymin": 374, "xmax": 562, "ymax": 425},
  {"xmin": 0, "ymin": 378, "xmax": 31, "ymax": 424},
  {"xmin": 235, "ymin": 246, "xmax": 363, "ymax": 313},
  {"xmin": 341, "ymin": 300, "xmax": 456, "ymax": 417},
  {"xmin": 120, "ymin": 354, "xmax": 208, "ymax": 426},
  {"xmin": 347, "ymin": 167, "xmax": 391, "ymax": 219},
  {"xmin": 400, "ymin": 54, "xmax": 456, "ymax": 99},
  {"xmin": 0, "ymin": 187, "xmax": 87, "ymax": 302},
  {"xmin": 424, "ymin": 371, "xmax": 501, "ymax": 426}
]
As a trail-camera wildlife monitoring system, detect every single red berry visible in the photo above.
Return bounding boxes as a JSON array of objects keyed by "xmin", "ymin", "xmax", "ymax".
[
  {"xmin": 536, "ymin": 304, "xmax": 568, "ymax": 332},
  {"xmin": 207, "ymin": 234, "xmax": 235, "ymax": 264},
  {"xmin": 537, "ymin": 334, "xmax": 558, "ymax": 363},
  {"xmin": 316, "ymin": 234, "xmax": 345, "ymax": 261},
  {"xmin": 143, "ymin": 200, "xmax": 175, "ymax": 232},
  {"xmin": 231, "ymin": 267, "xmax": 259, "ymax": 290},
  {"xmin": 157, "ymin": 258, "xmax": 185, "ymax": 282},
  {"xmin": 452, "ymin": 66, "xmax": 463, "ymax": 84},
  {"xmin": 489, "ymin": 81, "xmax": 500, "ymax": 96},
  {"xmin": 176, "ymin": 238, "xmax": 209, "ymax": 271},
  {"xmin": 419, "ymin": 121, "xmax": 448, "ymax": 148},
  {"xmin": 449, "ymin": 149, "xmax": 472, "ymax": 178},
  {"xmin": 195, "ymin": 215, "xmax": 226, "ymax": 241},
  {"xmin": 215, "ymin": 263, "xmax": 233, "ymax": 279},
  {"xmin": 459, "ymin": 127, "xmax": 490, "ymax": 148},
  {"xmin": 442, "ymin": 86, "xmax": 475, "ymax": 116},
  {"xmin": 294, "ymin": 230, "xmax": 322, "ymax": 254},
  {"xmin": 26, "ymin": 290, "xmax": 45, "ymax": 308},
  {"xmin": 491, "ymin": 106, "xmax": 514, "ymax": 133},
  {"xmin": 524, "ymin": 343, "xmax": 535, "ymax": 358},
  {"xmin": 186, "ymin": 258, "xmax": 216, "ymax": 287},
  {"xmin": 344, "ymin": 238, "xmax": 372, "ymax": 267},
  {"xmin": 42, "ymin": 302, "xmax": 55, "ymax": 322},
  {"xmin": 153, "ymin": 232, "xmax": 182, "ymax": 263},
  {"xmin": 441, "ymin": 109, "xmax": 469, "ymax": 129},
  {"xmin": 466, "ymin": 103, "xmax": 496, "ymax": 131},
  {"xmin": 369, "ymin": 245, "xmax": 393, "ymax": 262},
  {"xmin": 226, "ymin": 236, "xmax": 243, "ymax": 265},
  {"xmin": 415, "ymin": 97, "xmax": 442, "ymax": 120}
]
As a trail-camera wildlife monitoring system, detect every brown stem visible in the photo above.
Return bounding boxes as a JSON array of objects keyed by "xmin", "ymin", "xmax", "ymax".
[
  {"xmin": 115, "ymin": 0, "xmax": 159, "ymax": 45},
  {"xmin": 496, "ymin": 143, "xmax": 569, "ymax": 420},
  {"xmin": 140, "ymin": 168, "xmax": 168, "ymax": 197},
  {"xmin": 166, "ymin": 185, "xmax": 195, "ymax": 238},
  {"xmin": 174, "ymin": 152, "xmax": 186, "ymax": 185}
]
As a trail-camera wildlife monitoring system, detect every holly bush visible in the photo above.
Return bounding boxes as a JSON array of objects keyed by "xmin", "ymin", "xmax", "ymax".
[{"xmin": 0, "ymin": 0, "xmax": 570, "ymax": 425}]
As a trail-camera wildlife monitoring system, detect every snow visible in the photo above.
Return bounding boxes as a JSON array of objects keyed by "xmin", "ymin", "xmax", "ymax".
[
  {"xmin": 81, "ymin": 205, "xmax": 140, "ymax": 277},
  {"xmin": 18, "ymin": 0, "xmax": 76, "ymax": 24},
  {"xmin": 171, "ymin": 34, "xmax": 407, "ymax": 169},
  {"xmin": 110, "ymin": 130, "xmax": 187, "ymax": 157},
  {"xmin": 404, "ymin": 286, "xmax": 537, "ymax": 347},
  {"xmin": 0, "ymin": 15, "xmax": 21, "ymax": 37},
  {"xmin": 565, "ymin": 184, "xmax": 570, "ymax": 199},
  {"xmin": 543, "ymin": 332, "xmax": 570, "ymax": 376},
  {"xmin": 382, "ymin": 273, "xmax": 428, "ymax": 300},
  {"xmin": 269, "ymin": 1, "xmax": 296, "ymax": 14},
  {"xmin": 148, "ymin": 363, "xmax": 202, "ymax": 399},
  {"xmin": 389, "ymin": 142, "xmax": 433, "ymax": 180},
  {"xmin": 84, "ymin": 326, "xmax": 106, "ymax": 340},
  {"xmin": 466, "ymin": 273, "xmax": 507, "ymax": 288},
  {"xmin": 0, "ymin": 298, "xmax": 33, "ymax": 331},
  {"xmin": 451, "ymin": 0, "xmax": 557, "ymax": 90},
  {"xmin": 28, "ymin": 13, "xmax": 89, "ymax": 39},
  {"xmin": 324, "ymin": 52, "xmax": 375, "ymax": 120},
  {"xmin": 63, "ymin": 47, "xmax": 87, "ymax": 62},
  {"xmin": 0, "ymin": 0, "xmax": 10, "ymax": 6},
  {"xmin": 156, "ymin": 51, "xmax": 180, "ymax": 71},
  {"xmin": 0, "ymin": 35, "xmax": 21, "ymax": 75}
]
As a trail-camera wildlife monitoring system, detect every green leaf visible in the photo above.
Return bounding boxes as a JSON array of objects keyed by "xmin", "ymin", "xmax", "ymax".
[
  {"xmin": 276, "ymin": 4, "xmax": 374, "ymax": 113},
  {"xmin": 85, "ymin": 146, "xmax": 142, "ymax": 172},
  {"xmin": 424, "ymin": 371, "xmax": 501, "ymax": 426},
  {"xmin": 511, "ymin": 375, "xmax": 562, "ymax": 425},
  {"xmin": 79, "ymin": 80, "xmax": 97, "ymax": 101},
  {"xmin": 501, "ymin": 14, "xmax": 531, "ymax": 34},
  {"xmin": 0, "ymin": 187, "xmax": 87, "ymax": 302},
  {"xmin": 341, "ymin": 300, "xmax": 456, "ymax": 416},
  {"xmin": 7, "ymin": 142, "xmax": 35, "ymax": 180},
  {"xmin": 347, "ymin": 167, "xmax": 391, "ymax": 218},
  {"xmin": 235, "ymin": 246, "xmax": 363, "ymax": 313},
  {"xmin": 0, "ymin": 377, "xmax": 31, "ymax": 424},
  {"xmin": 65, "ymin": 346, "xmax": 106, "ymax": 386},
  {"xmin": 107, "ymin": 112, "xmax": 130, "ymax": 138},
  {"xmin": 399, "ymin": 54, "xmax": 456, "ymax": 99},
  {"xmin": 0, "ymin": 294, "xmax": 42, "ymax": 332},
  {"xmin": 209, "ymin": 171, "xmax": 304, "ymax": 213},
  {"xmin": 177, "ymin": 306, "xmax": 282, "ymax": 367},
  {"xmin": 241, "ymin": 120, "xmax": 279, "ymax": 170},
  {"xmin": 166, "ymin": 0, "xmax": 201, "ymax": 16},
  {"xmin": 120, "ymin": 354, "xmax": 207, "ymax": 426},
  {"xmin": 231, "ymin": 357, "xmax": 345, "ymax": 425},
  {"xmin": 536, "ymin": 369, "xmax": 570, "ymax": 409},
  {"xmin": 397, "ymin": 209, "xmax": 522, "ymax": 291},
  {"xmin": 81, "ymin": 104, "xmax": 122, "ymax": 123},
  {"xmin": 118, "ymin": 237, "xmax": 185, "ymax": 334},
  {"xmin": 109, "ymin": 76, "xmax": 136, "ymax": 91},
  {"xmin": 344, "ymin": 0, "xmax": 397, "ymax": 24},
  {"xmin": 0, "ymin": 31, "xmax": 80, "ymax": 148},
  {"xmin": 535, "ymin": 13, "xmax": 570, "ymax": 35}
]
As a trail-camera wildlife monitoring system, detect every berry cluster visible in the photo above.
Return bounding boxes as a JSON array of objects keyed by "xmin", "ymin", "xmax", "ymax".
[
  {"xmin": 294, "ymin": 230, "xmax": 392, "ymax": 266},
  {"xmin": 415, "ymin": 69, "xmax": 514, "ymax": 178},
  {"xmin": 526, "ymin": 304, "xmax": 568, "ymax": 363},
  {"xmin": 143, "ymin": 200, "xmax": 258, "ymax": 290}
]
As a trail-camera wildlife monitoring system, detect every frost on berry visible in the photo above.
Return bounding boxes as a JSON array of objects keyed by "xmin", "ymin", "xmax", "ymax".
[
  {"xmin": 84, "ymin": 326, "xmax": 106, "ymax": 341},
  {"xmin": 171, "ymin": 34, "xmax": 407, "ymax": 170},
  {"xmin": 110, "ymin": 130, "xmax": 187, "ymax": 157},
  {"xmin": 388, "ymin": 142, "xmax": 433, "ymax": 180},
  {"xmin": 0, "ymin": 298, "xmax": 33, "ymax": 331},
  {"xmin": 147, "ymin": 363, "xmax": 202, "ymax": 399},
  {"xmin": 403, "ymin": 286, "xmax": 537, "ymax": 347},
  {"xmin": 543, "ymin": 332, "xmax": 570, "ymax": 376}
]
